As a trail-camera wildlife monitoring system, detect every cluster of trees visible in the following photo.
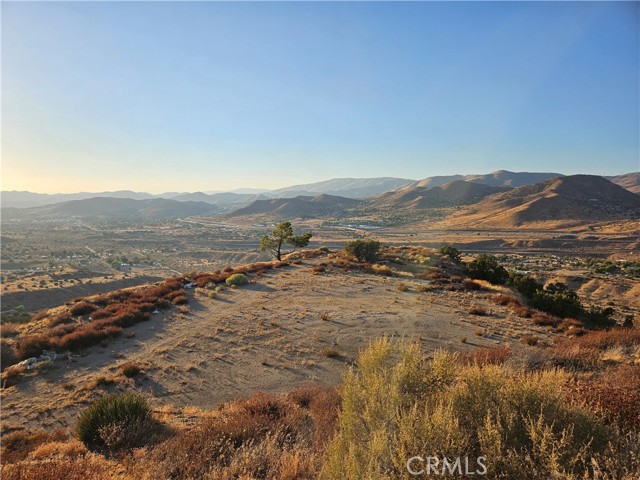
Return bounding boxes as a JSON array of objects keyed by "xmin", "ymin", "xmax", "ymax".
[{"xmin": 440, "ymin": 245, "xmax": 619, "ymax": 326}]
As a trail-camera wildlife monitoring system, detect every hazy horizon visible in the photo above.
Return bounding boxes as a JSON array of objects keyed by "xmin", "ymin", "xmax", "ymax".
[
  {"xmin": 2, "ymin": 168, "xmax": 639, "ymax": 196},
  {"xmin": 2, "ymin": 2, "xmax": 638, "ymax": 193}
]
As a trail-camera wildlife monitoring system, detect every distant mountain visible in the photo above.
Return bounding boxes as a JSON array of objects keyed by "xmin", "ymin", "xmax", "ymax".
[
  {"xmin": 608, "ymin": 172, "xmax": 640, "ymax": 194},
  {"xmin": 438, "ymin": 175, "xmax": 640, "ymax": 229},
  {"xmin": 3, "ymin": 197, "xmax": 220, "ymax": 219},
  {"xmin": 1, "ymin": 190, "xmax": 157, "ymax": 208},
  {"xmin": 271, "ymin": 177, "xmax": 414, "ymax": 198},
  {"xmin": 407, "ymin": 171, "xmax": 563, "ymax": 190},
  {"xmin": 223, "ymin": 194, "xmax": 362, "ymax": 219},
  {"xmin": 373, "ymin": 180, "xmax": 510, "ymax": 210}
]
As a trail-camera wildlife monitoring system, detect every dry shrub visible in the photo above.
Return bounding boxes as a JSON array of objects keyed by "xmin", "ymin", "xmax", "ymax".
[
  {"xmin": 1, "ymin": 364, "xmax": 27, "ymax": 388},
  {"xmin": 1, "ymin": 338, "xmax": 18, "ymax": 371},
  {"xmin": 396, "ymin": 283, "xmax": 409, "ymax": 292},
  {"xmin": 568, "ymin": 327, "xmax": 640, "ymax": 351},
  {"xmin": 459, "ymin": 345, "xmax": 512, "ymax": 366},
  {"xmin": 469, "ymin": 306, "xmax": 488, "ymax": 316},
  {"xmin": 532, "ymin": 311, "xmax": 561, "ymax": 328},
  {"xmin": 57, "ymin": 325, "xmax": 121, "ymax": 351},
  {"xmin": 323, "ymin": 340, "xmax": 629, "ymax": 480},
  {"xmin": 27, "ymin": 439, "xmax": 86, "ymax": 460},
  {"xmin": 461, "ymin": 279, "xmax": 481, "ymax": 291},
  {"xmin": 136, "ymin": 391, "xmax": 323, "ymax": 479},
  {"xmin": 491, "ymin": 294, "xmax": 520, "ymax": 307},
  {"xmin": 69, "ymin": 302, "xmax": 96, "ymax": 316},
  {"xmin": 47, "ymin": 314, "xmax": 74, "ymax": 327},
  {"xmin": 120, "ymin": 362, "xmax": 142, "ymax": 378},
  {"xmin": 0, "ymin": 452, "xmax": 122, "ymax": 480},
  {"xmin": 520, "ymin": 335, "xmax": 539, "ymax": 346},
  {"xmin": 572, "ymin": 365, "xmax": 640, "ymax": 429},
  {"xmin": 99, "ymin": 417, "xmax": 169, "ymax": 457},
  {"xmin": 287, "ymin": 384, "xmax": 341, "ymax": 451},
  {"xmin": 15, "ymin": 334, "xmax": 56, "ymax": 360},
  {"xmin": 1, "ymin": 429, "xmax": 68, "ymax": 464},
  {"xmin": 171, "ymin": 295, "xmax": 188, "ymax": 305},
  {"xmin": 311, "ymin": 264, "xmax": 326, "ymax": 274},
  {"xmin": 1, "ymin": 323, "xmax": 20, "ymax": 338},
  {"xmin": 322, "ymin": 347, "xmax": 340, "ymax": 358}
]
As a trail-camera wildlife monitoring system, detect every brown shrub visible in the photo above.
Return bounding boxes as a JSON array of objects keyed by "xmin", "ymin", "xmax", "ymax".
[
  {"xmin": 568, "ymin": 327, "xmax": 640, "ymax": 351},
  {"xmin": 572, "ymin": 365, "xmax": 640, "ymax": 429},
  {"xmin": 15, "ymin": 334, "xmax": 56, "ymax": 360},
  {"xmin": 459, "ymin": 346, "xmax": 512, "ymax": 366},
  {"xmin": 532, "ymin": 312, "xmax": 561, "ymax": 328},
  {"xmin": 396, "ymin": 283, "xmax": 409, "ymax": 292},
  {"xmin": 47, "ymin": 314, "xmax": 74, "ymax": 327},
  {"xmin": 1, "ymin": 323, "xmax": 20, "ymax": 338},
  {"xmin": 461, "ymin": 279, "xmax": 481, "ymax": 291},
  {"xmin": 171, "ymin": 295, "xmax": 188, "ymax": 305},
  {"xmin": 1, "ymin": 454, "xmax": 119, "ymax": 479},
  {"xmin": 520, "ymin": 335, "xmax": 539, "ymax": 346},
  {"xmin": 57, "ymin": 325, "xmax": 121, "ymax": 351},
  {"xmin": 69, "ymin": 302, "xmax": 97, "ymax": 316},
  {"xmin": 491, "ymin": 294, "xmax": 520, "ymax": 307},
  {"xmin": 469, "ymin": 307, "xmax": 488, "ymax": 316},
  {"xmin": 137, "ymin": 391, "xmax": 313, "ymax": 479},
  {"xmin": 121, "ymin": 362, "xmax": 142, "ymax": 378},
  {"xmin": 1, "ymin": 429, "xmax": 68, "ymax": 463},
  {"xmin": 1, "ymin": 338, "xmax": 18, "ymax": 371},
  {"xmin": 322, "ymin": 347, "xmax": 340, "ymax": 358},
  {"xmin": 513, "ymin": 305, "xmax": 534, "ymax": 318}
]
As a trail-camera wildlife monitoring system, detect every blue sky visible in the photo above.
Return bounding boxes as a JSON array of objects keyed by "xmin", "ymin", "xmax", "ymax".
[{"xmin": 2, "ymin": 1, "xmax": 638, "ymax": 193}]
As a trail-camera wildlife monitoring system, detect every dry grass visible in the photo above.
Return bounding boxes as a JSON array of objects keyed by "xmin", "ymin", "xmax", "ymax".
[
  {"xmin": 469, "ymin": 306, "xmax": 488, "ymax": 316},
  {"xmin": 459, "ymin": 345, "xmax": 512, "ymax": 366}
]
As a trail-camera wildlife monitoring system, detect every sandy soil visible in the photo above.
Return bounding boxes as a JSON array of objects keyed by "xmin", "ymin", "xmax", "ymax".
[{"xmin": 1, "ymin": 258, "xmax": 556, "ymax": 433}]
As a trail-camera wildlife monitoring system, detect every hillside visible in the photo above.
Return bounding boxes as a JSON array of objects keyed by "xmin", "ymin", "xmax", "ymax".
[
  {"xmin": 223, "ymin": 194, "xmax": 362, "ymax": 219},
  {"xmin": 3, "ymin": 197, "xmax": 221, "ymax": 219},
  {"xmin": 271, "ymin": 177, "xmax": 414, "ymax": 198},
  {"xmin": 407, "ymin": 170, "xmax": 563, "ymax": 190},
  {"xmin": 609, "ymin": 172, "xmax": 640, "ymax": 194},
  {"xmin": 438, "ymin": 175, "xmax": 640, "ymax": 229},
  {"xmin": 169, "ymin": 191, "xmax": 266, "ymax": 208},
  {"xmin": 373, "ymin": 180, "xmax": 510, "ymax": 209},
  {"xmin": 0, "ymin": 190, "xmax": 157, "ymax": 208}
]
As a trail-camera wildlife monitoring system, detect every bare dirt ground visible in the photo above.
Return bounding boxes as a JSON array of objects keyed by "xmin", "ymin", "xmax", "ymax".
[{"xmin": 1, "ymin": 256, "xmax": 553, "ymax": 434}]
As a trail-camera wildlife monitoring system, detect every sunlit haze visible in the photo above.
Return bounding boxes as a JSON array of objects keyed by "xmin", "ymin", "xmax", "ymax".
[{"xmin": 2, "ymin": 1, "xmax": 638, "ymax": 194}]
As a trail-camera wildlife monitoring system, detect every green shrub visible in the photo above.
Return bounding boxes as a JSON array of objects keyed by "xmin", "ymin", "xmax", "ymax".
[
  {"xmin": 208, "ymin": 291, "xmax": 217, "ymax": 299},
  {"xmin": 76, "ymin": 393, "xmax": 150, "ymax": 450},
  {"xmin": 508, "ymin": 272, "xmax": 542, "ymax": 298},
  {"xmin": 225, "ymin": 273, "xmax": 249, "ymax": 286},
  {"xmin": 344, "ymin": 239, "xmax": 381, "ymax": 263},
  {"xmin": 439, "ymin": 245, "xmax": 462, "ymax": 262},
  {"xmin": 466, "ymin": 254, "xmax": 509, "ymax": 285},
  {"xmin": 530, "ymin": 283, "xmax": 583, "ymax": 319}
]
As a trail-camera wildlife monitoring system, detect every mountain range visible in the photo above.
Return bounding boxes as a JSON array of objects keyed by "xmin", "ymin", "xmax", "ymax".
[
  {"xmin": 2, "ymin": 171, "xmax": 638, "ymax": 224},
  {"xmin": 437, "ymin": 175, "xmax": 640, "ymax": 229}
]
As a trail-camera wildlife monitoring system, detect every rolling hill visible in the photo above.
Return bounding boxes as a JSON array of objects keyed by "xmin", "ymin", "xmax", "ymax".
[
  {"xmin": 406, "ymin": 170, "xmax": 563, "ymax": 190},
  {"xmin": 270, "ymin": 177, "xmax": 414, "ymax": 198},
  {"xmin": 437, "ymin": 175, "xmax": 640, "ymax": 229},
  {"xmin": 3, "ymin": 197, "xmax": 221, "ymax": 219},
  {"xmin": 223, "ymin": 194, "xmax": 362, "ymax": 219},
  {"xmin": 373, "ymin": 180, "xmax": 510, "ymax": 209},
  {"xmin": 0, "ymin": 190, "xmax": 157, "ymax": 208},
  {"xmin": 609, "ymin": 172, "xmax": 640, "ymax": 194}
]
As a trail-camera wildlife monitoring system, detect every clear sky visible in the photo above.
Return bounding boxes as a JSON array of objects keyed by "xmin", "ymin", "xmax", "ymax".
[{"xmin": 2, "ymin": 1, "xmax": 639, "ymax": 194}]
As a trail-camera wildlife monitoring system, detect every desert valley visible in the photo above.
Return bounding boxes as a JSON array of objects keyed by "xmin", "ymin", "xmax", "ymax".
[{"xmin": 1, "ymin": 170, "xmax": 639, "ymax": 479}]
